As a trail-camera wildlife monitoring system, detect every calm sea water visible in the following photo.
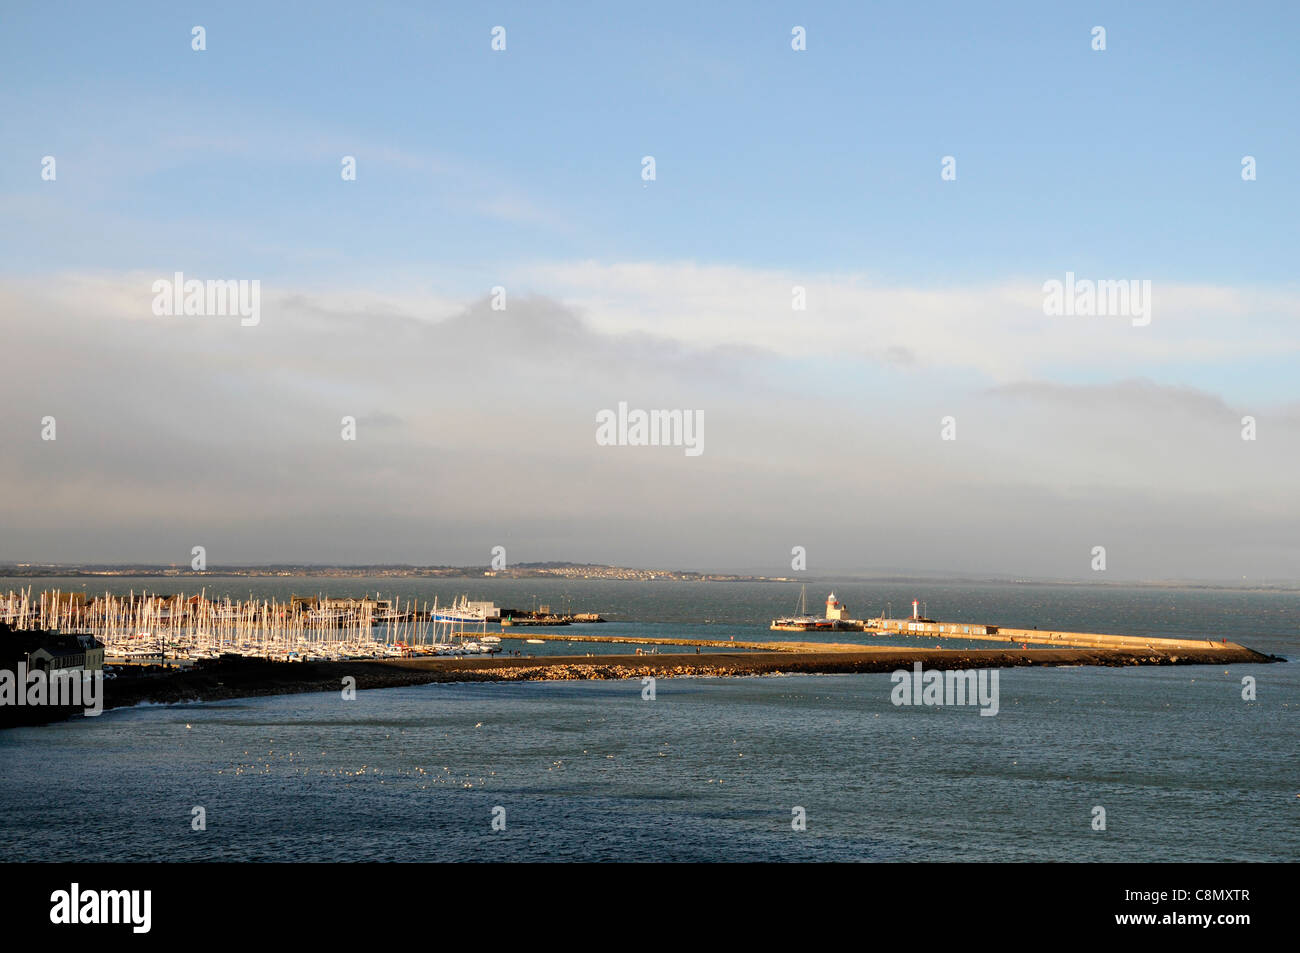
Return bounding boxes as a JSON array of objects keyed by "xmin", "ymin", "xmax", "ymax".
[{"xmin": 1, "ymin": 579, "xmax": 1295, "ymax": 861}]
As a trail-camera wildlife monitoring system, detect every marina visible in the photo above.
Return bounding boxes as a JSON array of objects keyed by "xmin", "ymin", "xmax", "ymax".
[{"xmin": 0, "ymin": 588, "xmax": 508, "ymax": 663}]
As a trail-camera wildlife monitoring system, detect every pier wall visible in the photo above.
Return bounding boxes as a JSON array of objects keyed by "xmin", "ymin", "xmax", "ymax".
[
  {"xmin": 445, "ymin": 625, "xmax": 1254, "ymax": 654},
  {"xmin": 867, "ymin": 619, "xmax": 1245, "ymax": 651}
]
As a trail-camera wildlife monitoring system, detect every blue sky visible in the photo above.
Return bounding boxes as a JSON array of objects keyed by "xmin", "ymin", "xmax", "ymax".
[{"xmin": 2, "ymin": 0, "xmax": 1297, "ymax": 285}]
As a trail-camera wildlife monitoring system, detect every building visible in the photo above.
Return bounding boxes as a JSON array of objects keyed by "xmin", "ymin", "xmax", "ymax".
[
  {"xmin": 0, "ymin": 624, "xmax": 105, "ymax": 673},
  {"xmin": 1, "ymin": 622, "xmax": 106, "ymax": 726},
  {"xmin": 465, "ymin": 601, "xmax": 500, "ymax": 620},
  {"xmin": 825, "ymin": 593, "xmax": 850, "ymax": 621}
]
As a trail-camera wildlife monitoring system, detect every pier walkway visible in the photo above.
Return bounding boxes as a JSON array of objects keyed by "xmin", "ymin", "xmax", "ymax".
[
  {"xmin": 493, "ymin": 632, "xmax": 865, "ymax": 652},
  {"xmin": 483, "ymin": 625, "xmax": 1254, "ymax": 654},
  {"xmin": 865, "ymin": 619, "xmax": 1247, "ymax": 652}
]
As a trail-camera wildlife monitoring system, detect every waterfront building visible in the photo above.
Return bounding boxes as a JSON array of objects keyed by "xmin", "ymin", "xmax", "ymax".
[{"xmin": 0, "ymin": 624, "xmax": 105, "ymax": 673}]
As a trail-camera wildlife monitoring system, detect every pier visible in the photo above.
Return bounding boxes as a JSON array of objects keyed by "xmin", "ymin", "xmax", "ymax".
[
  {"xmin": 762, "ymin": 591, "xmax": 1248, "ymax": 652},
  {"xmin": 490, "ymin": 631, "xmax": 866, "ymax": 652},
  {"xmin": 863, "ymin": 618, "xmax": 1248, "ymax": 652},
  {"xmin": 475, "ymin": 626, "xmax": 1257, "ymax": 654}
]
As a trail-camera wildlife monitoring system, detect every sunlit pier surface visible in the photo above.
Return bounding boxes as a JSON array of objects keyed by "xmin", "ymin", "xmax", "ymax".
[
  {"xmin": 498, "ymin": 632, "xmax": 867, "ymax": 652},
  {"xmin": 862, "ymin": 618, "xmax": 1251, "ymax": 652},
  {"xmin": 498, "ymin": 626, "xmax": 1258, "ymax": 654}
]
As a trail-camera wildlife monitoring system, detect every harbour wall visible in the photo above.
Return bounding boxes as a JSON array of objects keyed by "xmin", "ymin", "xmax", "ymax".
[
  {"xmin": 484, "ymin": 626, "xmax": 1255, "ymax": 654},
  {"xmin": 866, "ymin": 619, "xmax": 1247, "ymax": 652}
]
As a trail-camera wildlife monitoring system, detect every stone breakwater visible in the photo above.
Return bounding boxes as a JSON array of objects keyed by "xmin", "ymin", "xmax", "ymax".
[
  {"xmin": 485, "ymin": 662, "xmax": 751, "ymax": 681},
  {"xmin": 88, "ymin": 644, "xmax": 1281, "ymax": 713},
  {"xmin": 455, "ymin": 647, "xmax": 1277, "ymax": 682}
]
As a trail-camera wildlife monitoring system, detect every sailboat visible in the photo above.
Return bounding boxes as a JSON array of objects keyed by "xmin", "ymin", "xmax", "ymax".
[
  {"xmin": 430, "ymin": 595, "xmax": 489, "ymax": 624},
  {"xmin": 770, "ymin": 585, "xmax": 832, "ymax": 631}
]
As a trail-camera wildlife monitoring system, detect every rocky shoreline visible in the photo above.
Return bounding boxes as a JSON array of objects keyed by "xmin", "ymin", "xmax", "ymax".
[{"xmin": 91, "ymin": 645, "xmax": 1281, "ymax": 713}]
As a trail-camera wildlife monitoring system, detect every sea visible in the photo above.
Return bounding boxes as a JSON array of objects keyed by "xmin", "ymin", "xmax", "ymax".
[{"xmin": 1, "ymin": 578, "xmax": 1295, "ymax": 862}]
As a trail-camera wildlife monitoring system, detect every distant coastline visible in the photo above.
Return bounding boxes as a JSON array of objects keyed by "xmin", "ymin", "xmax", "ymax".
[
  {"xmin": 0, "ymin": 562, "xmax": 791, "ymax": 583},
  {"xmin": 1, "ymin": 563, "xmax": 1298, "ymax": 592}
]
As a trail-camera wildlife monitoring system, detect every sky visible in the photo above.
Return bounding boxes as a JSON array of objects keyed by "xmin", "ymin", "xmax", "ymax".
[{"xmin": 1, "ymin": 1, "xmax": 1298, "ymax": 581}]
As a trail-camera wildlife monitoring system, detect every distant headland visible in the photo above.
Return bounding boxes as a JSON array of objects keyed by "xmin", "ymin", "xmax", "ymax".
[
  {"xmin": 1, "ymin": 562, "xmax": 1296, "ymax": 591},
  {"xmin": 0, "ymin": 562, "xmax": 795, "ymax": 582}
]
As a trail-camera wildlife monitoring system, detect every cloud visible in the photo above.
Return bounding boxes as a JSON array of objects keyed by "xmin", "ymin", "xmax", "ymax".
[
  {"xmin": 0, "ymin": 270, "xmax": 1297, "ymax": 581},
  {"xmin": 522, "ymin": 260, "xmax": 1300, "ymax": 389},
  {"xmin": 986, "ymin": 379, "xmax": 1239, "ymax": 418}
]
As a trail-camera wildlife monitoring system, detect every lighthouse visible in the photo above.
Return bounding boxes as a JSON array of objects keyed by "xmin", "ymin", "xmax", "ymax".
[
  {"xmin": 912, "ymin": 599, "xmax": 920, "ymax": 620},
  {"xmin": 825, "ymin": 593, "xmax": 848, "ymax": 621}
]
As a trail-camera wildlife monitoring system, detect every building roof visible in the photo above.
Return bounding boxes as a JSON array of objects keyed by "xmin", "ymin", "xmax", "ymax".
[{"xmin": 0, "ymin": 622, "xmax": 104, "ymax": 665}]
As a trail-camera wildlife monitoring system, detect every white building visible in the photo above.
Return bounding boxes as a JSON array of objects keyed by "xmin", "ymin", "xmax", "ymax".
[{"xmin": 825, "ymin": 593, "xmax": 849, "ymax": 621}]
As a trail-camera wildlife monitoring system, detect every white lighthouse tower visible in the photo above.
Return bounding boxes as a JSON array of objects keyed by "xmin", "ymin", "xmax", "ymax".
[{"xmin": 825, "ymin": 592, "xmax": 848, "ymax": 622}]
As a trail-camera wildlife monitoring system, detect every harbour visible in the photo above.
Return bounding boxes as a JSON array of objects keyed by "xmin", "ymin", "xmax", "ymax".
[
  {"xmin": 2, "ymin": 582, "xmax": 1270, "ymax": 671},
  {"xmin": 2, "ymin": 578, "xmax": 1284, "ymax": 729},
  {"xmin": 2, "ymin": 576, "xmax": 1295, "ymax": 866},
  {"xmin": 4, "ymin": 0, "xmax": 1297, "ymax": 892}
]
